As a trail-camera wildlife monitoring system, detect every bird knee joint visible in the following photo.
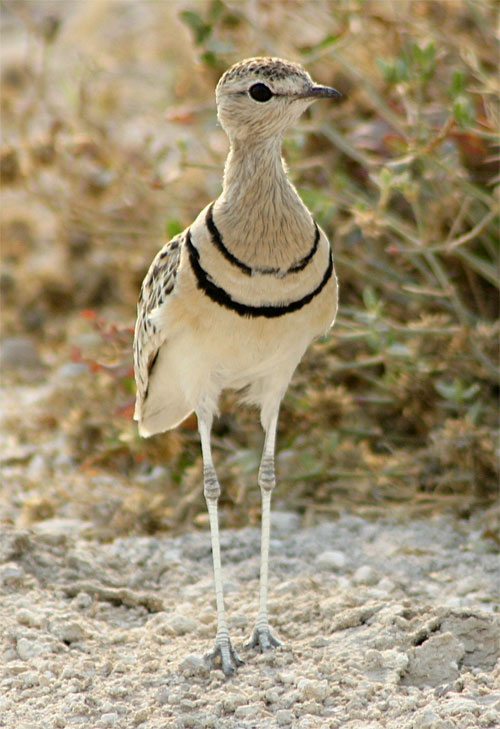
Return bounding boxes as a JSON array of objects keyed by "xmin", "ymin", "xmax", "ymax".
[
  {"xmin": 204, "ymin": 470, "xmax": 220, "ymax": 501},
  {"xmin": 259, "ymin": 460, "xmax": 276, "ymax": 492}
]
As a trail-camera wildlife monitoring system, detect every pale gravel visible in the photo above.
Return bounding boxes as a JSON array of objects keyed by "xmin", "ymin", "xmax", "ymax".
[{"xmin": 0, "ymin": 513, "xmax": 499, "ymax": 729}]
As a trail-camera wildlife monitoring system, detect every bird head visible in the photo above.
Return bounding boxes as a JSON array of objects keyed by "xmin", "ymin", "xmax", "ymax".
[{"xmin": 215, "ymin": 56, "xmax": 342, "ymax": 142}]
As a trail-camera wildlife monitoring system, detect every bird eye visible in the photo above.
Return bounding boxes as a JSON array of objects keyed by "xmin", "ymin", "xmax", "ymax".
[{"xmin": 249, "ymin": 83, "xmax": 273, "ymax": 102}]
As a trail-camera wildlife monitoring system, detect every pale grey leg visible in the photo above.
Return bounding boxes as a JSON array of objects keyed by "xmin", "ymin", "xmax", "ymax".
[
  {"xmin": 198, "ymin": 411, "xmax": 243, "ymax": 676},
  {"xmin": 247, "ymin": 407, "xmax": 282, "ymax": 651}
]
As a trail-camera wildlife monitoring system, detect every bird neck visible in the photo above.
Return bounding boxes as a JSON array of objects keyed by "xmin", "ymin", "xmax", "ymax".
[{"xmin": 214, "ymin": 136, "xmax": 315, "ymax": 269}]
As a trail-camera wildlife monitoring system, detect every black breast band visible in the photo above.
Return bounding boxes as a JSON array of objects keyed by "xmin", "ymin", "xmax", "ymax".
[
  {"xmin": 205, "ymin": 202, "xmax": 320, "ymax": 277},
  {"xmin": 186, "ymin": 230, "xmax": 333, "ymax": 319}
]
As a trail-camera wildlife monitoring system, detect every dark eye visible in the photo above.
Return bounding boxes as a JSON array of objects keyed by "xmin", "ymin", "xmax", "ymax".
[{"xmin": 249, "ymin": 83, "xmax": 273, "ymax": 102}]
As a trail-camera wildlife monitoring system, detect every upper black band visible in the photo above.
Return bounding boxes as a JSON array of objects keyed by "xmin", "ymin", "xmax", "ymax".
[
  {"xmin": 186, "ymin": 229, "xmax": 333, "ymax": 319},
  {"xmin": 206, "ymin": 203, "xmax": 320, "ymax": 277}
]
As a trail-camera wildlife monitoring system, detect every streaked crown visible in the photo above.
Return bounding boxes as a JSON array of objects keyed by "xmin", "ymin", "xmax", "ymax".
[{"xmin": 215, "ymin": 56, "xmax": 341, "ymax": 141}]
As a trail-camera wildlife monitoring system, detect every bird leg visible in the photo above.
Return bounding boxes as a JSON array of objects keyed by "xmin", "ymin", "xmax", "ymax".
[
  {"xmin": 247, "ymin": 409, "xmax": 282, "ymax": 652},
  {"xmin": 198, "ymin": 411, "xmax": 243, "ymax": 676}
]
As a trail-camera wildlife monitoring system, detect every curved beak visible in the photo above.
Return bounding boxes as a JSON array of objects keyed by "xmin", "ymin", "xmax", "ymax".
[{"xmin": 299, "ymin": 85, "xmax": 343, "ymax": 100}]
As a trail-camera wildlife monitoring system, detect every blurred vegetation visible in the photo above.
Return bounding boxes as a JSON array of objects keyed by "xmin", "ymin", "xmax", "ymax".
[{"xmin": 1, "ymin": 0, "xmax": 498, "ymax": 537}]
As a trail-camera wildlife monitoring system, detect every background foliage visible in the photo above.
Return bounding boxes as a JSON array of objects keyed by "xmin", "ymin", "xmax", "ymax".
[{"xmin": 1, "ymin": 0, "xmax": 498, "ymax": 537}]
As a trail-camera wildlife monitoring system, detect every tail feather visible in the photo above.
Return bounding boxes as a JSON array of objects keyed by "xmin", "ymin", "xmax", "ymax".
[
  {"xmin": 134, "ymin": 346, "xmax": 194, "ymax": 437},
  {"xmin": 137, "ymin": 399, "xmax": 193, "ymax": 437}
]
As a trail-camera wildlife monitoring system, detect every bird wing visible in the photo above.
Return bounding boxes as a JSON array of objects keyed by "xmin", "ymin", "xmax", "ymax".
[{"xmin": 133, "ymin": 232, "xmax": 184, "ymax": 418}]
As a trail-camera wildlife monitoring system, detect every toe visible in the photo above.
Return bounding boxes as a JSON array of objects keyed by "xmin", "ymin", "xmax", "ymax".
[
  {"xmin": 206, "ymin": 641, "xmax": 244, "ymax": 676},
  {"xmin": 246, "ymin": 627, "xmax": 281, "ymax": 652}
]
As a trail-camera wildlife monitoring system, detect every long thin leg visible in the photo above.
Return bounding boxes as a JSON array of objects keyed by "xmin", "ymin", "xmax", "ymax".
[
  {"xmin": 247, "ymin": 407, "xmax": 282, "ymax": 651},
  {"xmin": 198, "ymin": 411, "xmax": 243, "ymax": 676}
]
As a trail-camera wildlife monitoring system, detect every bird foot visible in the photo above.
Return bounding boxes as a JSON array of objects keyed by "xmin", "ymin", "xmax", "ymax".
[
  {"xmin": 205, "ymin": 640, "xmax": 244, "ymax": 677},
  {"xmin": 246, "ymin": 626, "xmax": 282, "ymax": 652}
]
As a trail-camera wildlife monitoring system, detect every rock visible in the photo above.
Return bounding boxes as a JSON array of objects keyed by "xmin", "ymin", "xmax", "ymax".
[
  {"xmin": 0, "ymin": 562, "xmax": 25, "ymax": 586},
  {"xmin": 178, "ymin": 653, "xmax": 208, "ymax": 677},
  {"xmin": 156, "ymin": 687, "xmax": 170, "ymax": 705},
  {"xmin": 234, "ymin": 704, "xmax": 260, "ymax": 720},
  {"xmin": 377, "ymin": 577, "xmax": 396, "ymax": 593},
  {"xmin": 364, "ymin": 648, "xmax": 409, "ymax": 683},
  {"xmin": 32, "ymin": 518, "xmax": 92, "ymax": 537},
  {"xmin": 25, "ymin": 453, "xmax": 49, "ymax": 482},
  {"xmin": 72, "ymin": 592, "xmax": 93, "ymax": 610},
  {"xmin": 49, "ymin": 617, "xmax": 88, "ymax": 643},
  {"xmin": 53, "ymin": 362, "xmax": 88, "ymax": 381},
  {"xmin": 297, "ymin": 679, "xmax": 330, "ymax": 702},
  {"xmin": 440, "ymin": 611, "xmax": 500, "ymax": 670},
  {"xmin": 481, "ymin": 709, "xmax": 500, "ymax": 726},
  {"xmin": 275, "ymin": 578, "xmax": 301, "ymax": 596},
  {"xmin": 440, "ymin": 696, "xmax": 481, "ymax": 716},
  {"xmin": 316, "ymin": 550, "xmax": 346, "ymax": 570},
  {"xmin": 412, "ymin": 708, "xmax": 438, "ymax": 729},
  {"xmin": 169, "ymin": 614, "xmax": 198, "ymax": 635},
  {"xmin": 275, "ymin": 709, "xmax": 295, "ymax": 726},
  {"xmin": 404, "ymin": 632, "xmax": 465, "ymax": 687},
  {"xmin": 264, "ymin": 689, "xmax": 280, "ymax": 704},
  {"xmin": 297, "ymin": 716, "xmax": 322, "ymax": 729},
  {"xmin": 100, "ymin": 713, "xmax": 117, "ymax": 727},
  {"xmin": 16, "ymin": 637, "xmax": 50, "ymax": 660},
  {"xmin": 353, "ymin": 565, "xmax": 379, "ymax": 585},
  {"xmin": 16, "ymin": 608, "xmax": 44, "ymax": 628},
  {"xmin": 272, "ymin": 511, "xmax": 301, "ymax": 532},
  {"xmin": 221, "ymin": 692, "xmax": 247, "ymax": 713},
  {"xmin": 278, "ymin": 671, "xmax": 296, "ymax": 685},
  {"xmin": 21, "ymin": 671, "xmax": 40, "ymax": 687},
  {"xmin": 0, "ymin": 337, "xmax": 43, "ymax": 371}
]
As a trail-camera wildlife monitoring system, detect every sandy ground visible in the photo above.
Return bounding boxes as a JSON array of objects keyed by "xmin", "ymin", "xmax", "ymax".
[{"xmin": 0, "ymin": 512, "xmax": 498, "ymax": 729}]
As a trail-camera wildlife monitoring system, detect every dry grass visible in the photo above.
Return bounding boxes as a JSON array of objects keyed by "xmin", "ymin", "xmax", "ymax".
[{"xmin": 1, "ymin": 0, "xmax": 498, "ymax": 535}]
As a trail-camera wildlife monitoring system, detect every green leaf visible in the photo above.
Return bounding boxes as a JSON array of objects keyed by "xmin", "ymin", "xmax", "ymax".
[
  {"xmin": 376, "ymin": 57, "xmax": 409, "ymax": 84},
  {"xmin": 200, "ymin": 50, "xmax": 218, "ymax": 68},
  {"xmin": 208, "ymin": 0, "xmax": 225, "ymax": 22},
  {"xmin": 450, "ymin": 70, "xmax": 466, "ymax": 97},
  {"xmin": 453, "ymin": 95, "xmax": 475, "ymax": 128},
  {"xmin": 165, "ymin": 219, "xmax": 183, "ymax": 239},
  {"xmin": 179, "ymin": 10, "xmax": 212, "ymax": 45},
  {"xmin": 363, "ymin": 286, "xmax": 381, "ymax": 313},
  {"xmin": 411, "ymin": 41, "xmax": 436, "ymax": 79}
]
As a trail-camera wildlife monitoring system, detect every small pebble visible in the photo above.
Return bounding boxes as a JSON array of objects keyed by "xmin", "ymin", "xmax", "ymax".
[
  {"xmin": 169, "ymin": 614, "xmax": 198, "ymax": 635},
  {"xmin": 353, "ymin": 565, "xmax": 379, "ymax": 585},
  {"xmin": 178, "ymin": 653, "xmax": 208, "ymax": 676},
  {"xmin": 265, "ymin": 689, "xmax": 280, "ymax": 704},
  {"xmin": 377, "ymin": 577, "xmax": 396, "ymax": 593},
  {"xmin": 49, "ymin": 618, "xmax": 87, "ymax": 643},
  {"xmin": 297, "ymin": 679, "xmax": 330, "ymax": 702},
  {"xmin": 1, "ymin": 563, "xmax": 25, "ymax": 586},
  {"xmin": 16, "ymin": 638, "xmax": 48, "ymax": 661},
  {"xmin": 272, "ymin": 512, "xmax": 301, "ymax": 532},
  {"xmin": 16, "ymin": 608, "xmax": 43, "ymax": 628},
  {"xmin": 480, "ymin": 709, "xmax": 500, "ymax": 727},
  {"xmin": 278, "ymin": 671, "xmax": 296, "ymax": 685},
  {"xmin": 100, "ymin": 713, "xmax": 117, "ymax": 727},
  {"xmin": 276, "ymin": 709, "xmax": 295, "ymax": 726},
  {"xmin": 21, "ymin": 671, "xmax": 40, "ymax": 687},
  {"xmin": 54, "ymin": 362, "xmax": 88, "ymax": 381},
  {"xmin": 156, "ymin": 686, "xmax": 170, "ymax": 705},
  {"xmin": 0, "ymin": 337, "xmax": 42, "ymax": 370},
  {"xmin": 316, "ymin": 550, "xmax": 346, "ymax": 570},
  {"xmin": 73, "ymin": 592, "xmax": 93, "ymax": 610},
  {"xmin": 297, "ymin": 716, "xmax": 321, "ymax": 729},
  {"xmin": 234, "ymin": 704, "xmax": 260, "ymax": 720}
]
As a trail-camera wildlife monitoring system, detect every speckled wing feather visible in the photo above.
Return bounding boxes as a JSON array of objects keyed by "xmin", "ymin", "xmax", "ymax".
[{"xmin": 133, "ymin": 232, "xmax": 183, "ymax": 417}]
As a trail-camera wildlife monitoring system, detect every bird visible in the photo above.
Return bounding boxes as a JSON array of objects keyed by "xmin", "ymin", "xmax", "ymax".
[{"xmin": 133, "ymin": 56, "xmax": 341, "ymax": 676}]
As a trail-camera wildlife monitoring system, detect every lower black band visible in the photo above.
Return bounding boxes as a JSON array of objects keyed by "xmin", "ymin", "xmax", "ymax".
[{"xmin": 186, "ymin": 230, "xmax": 333, "ymax": 319}]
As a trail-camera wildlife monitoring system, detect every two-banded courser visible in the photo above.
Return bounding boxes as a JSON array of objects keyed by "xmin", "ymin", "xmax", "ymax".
[{"xmin": 134, "ymin": 57, "xmax": 342, "ymax": 675}]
